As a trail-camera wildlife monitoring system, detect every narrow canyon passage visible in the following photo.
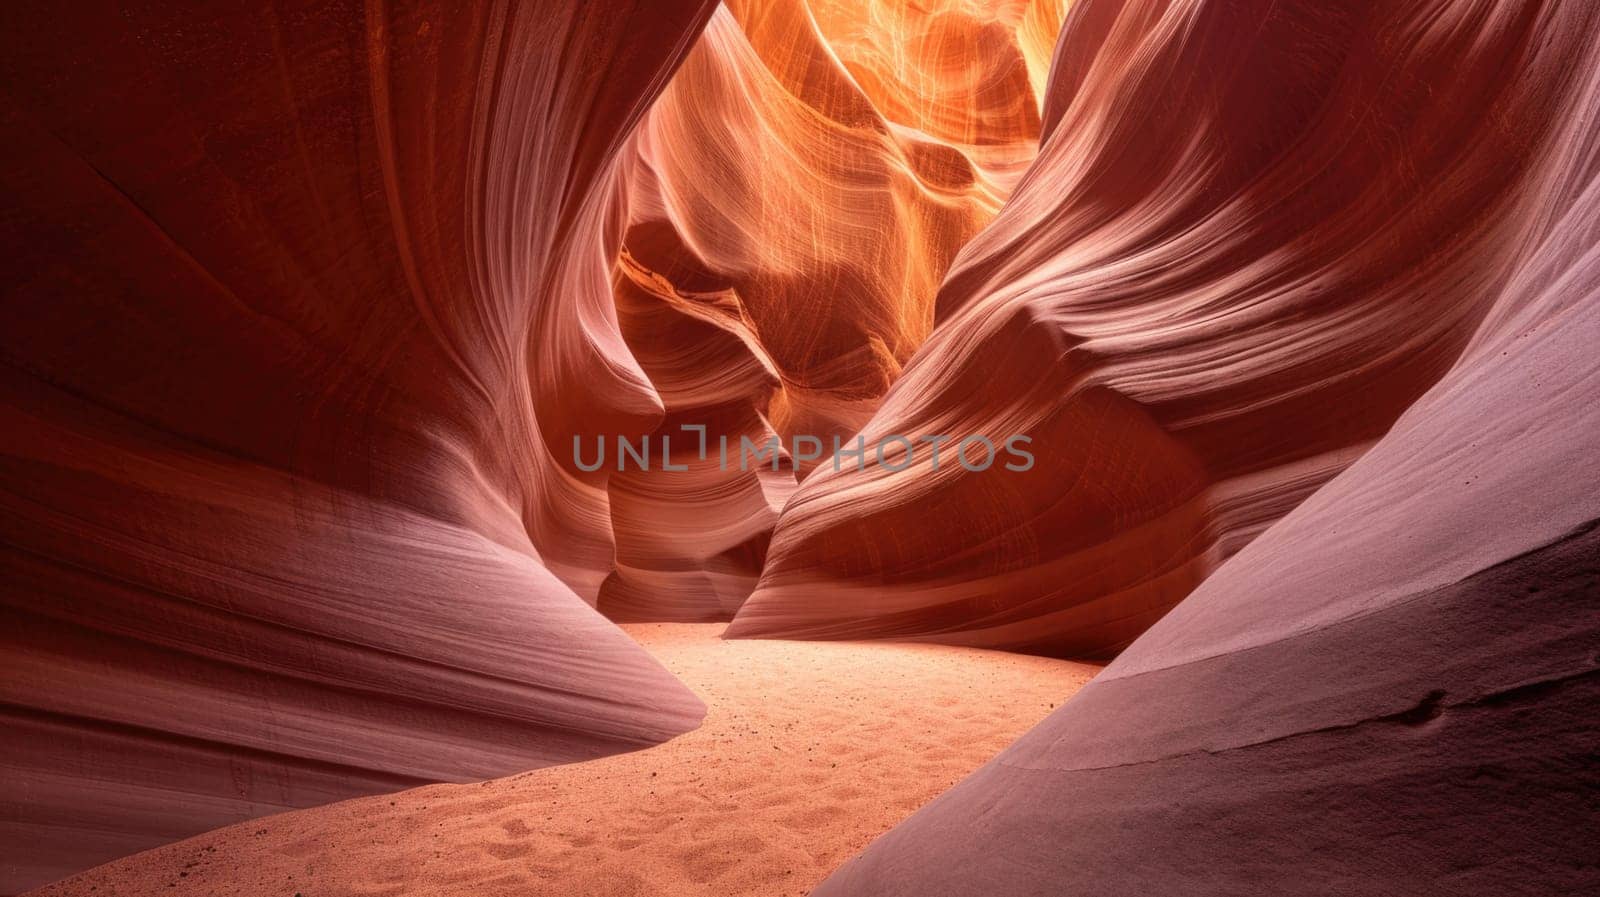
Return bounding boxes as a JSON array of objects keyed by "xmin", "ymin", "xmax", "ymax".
[
  {"xmin": 4, "ymin": 0, "xmax": 1598, "ymax": 893},
  {"xmin": 30, "ymin": 627, "xmax": 1097, "ymax": 897}
]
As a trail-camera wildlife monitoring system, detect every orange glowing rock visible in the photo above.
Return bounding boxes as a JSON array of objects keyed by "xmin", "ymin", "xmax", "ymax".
[
  {"xmin": 6, "ymin": 1, "xmax": 1598, "ymax": 894},
  {"xmin": 600, "ymin": 0, "xmax": 1064, "ymax": 619}
]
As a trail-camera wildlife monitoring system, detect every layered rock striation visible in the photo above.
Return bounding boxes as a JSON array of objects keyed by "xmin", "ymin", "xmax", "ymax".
[
  {"xmin": 601, "ymin": 0, "xmax": 1064, "ymax": 620},
  {"xmin": 731, "ymin": 0, "xmax": 1600, "ymax": 657},
  {"xmin": 0, "ymin": 1, "xmax": 715, "ymax": 890},
  {"xmin": 814, "ymin": 0, "xmax": 1600, "ymax": 893}
]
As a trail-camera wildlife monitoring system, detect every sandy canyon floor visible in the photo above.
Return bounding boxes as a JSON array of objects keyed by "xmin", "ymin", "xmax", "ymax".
[{"xmin": 33, "ymin": 624, "xmax": 1098, "ymax": 897}]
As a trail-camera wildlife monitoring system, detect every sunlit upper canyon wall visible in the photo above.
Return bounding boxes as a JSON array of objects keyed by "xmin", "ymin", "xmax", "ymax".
[
  {"xmin": 3, "ymin": 0, "xmax": 1599, "ymax": 894},
  {"xmin": 599, "ymin": 0, "xmax": 1066, "ymax": 620}
]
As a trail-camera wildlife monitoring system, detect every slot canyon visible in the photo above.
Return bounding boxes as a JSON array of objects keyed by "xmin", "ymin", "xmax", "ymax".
[{"xmin": 1, "ymin": 1, "xmax": 1596, "ymax": 895}]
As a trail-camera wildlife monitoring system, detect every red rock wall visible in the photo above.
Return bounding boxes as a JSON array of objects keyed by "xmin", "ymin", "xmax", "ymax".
[
  {"xmin": 729, "ymin": 0, "xmax": 1597, "ymax": 658},
  {"xmin": 812, "ymin": 0, "xmax": 1600, "ymax": 893},
  {"xmin": 0, "ymin": 1, "xmax": 714, "ymax": 891},
  {"xmin": 5, "ymin": 0, "xmax": 1598, "ymax": 892}
]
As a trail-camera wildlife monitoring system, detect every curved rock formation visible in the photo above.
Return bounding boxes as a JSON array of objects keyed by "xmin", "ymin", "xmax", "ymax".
[
  {"xmin": 730, "ymin": 0, "xmax": 1599, "ymax": 657},
  {"xmin": 627, "ymin": 0, "xmax": 1061, "ymax": 445},
  {"xmin": 7, "ymin": 0, "xmax": 1597, "ymax": 893},
  {"xmin": 0, "ymin": 1, "xmax": 713, "ymax": 891},
  {"xmin": 600, "ymin": 0, "xmax": 1063, "ymax": 620},
  {"xmin": 813, "ymin": 2, "xmax": 1600, "ymax": 894},
  {"xmin": 598, "ymin": 257, "xmax": 797, "ymax": 620}
]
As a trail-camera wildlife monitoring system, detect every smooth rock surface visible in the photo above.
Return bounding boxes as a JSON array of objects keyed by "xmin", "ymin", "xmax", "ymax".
[
  {"xmin": 0, "ymin": 1, "xmax": 715, "ymax": 890},
  {"xmin": 813, "ymin": 1, "xmax": 1600, "ymax": 892},
  {"xmin": 730, "ymin": 0, "xmax": 1600, "ymax": 657}
]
